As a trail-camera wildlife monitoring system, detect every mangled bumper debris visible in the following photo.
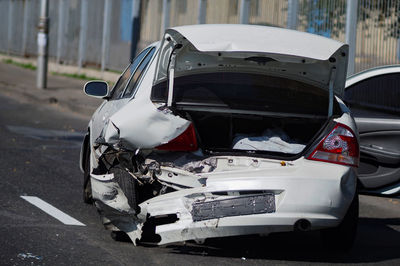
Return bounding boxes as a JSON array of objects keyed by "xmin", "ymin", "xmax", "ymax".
[{"xmin": 90, "ymin": 152, "xmax": 356, "ymax": 245}]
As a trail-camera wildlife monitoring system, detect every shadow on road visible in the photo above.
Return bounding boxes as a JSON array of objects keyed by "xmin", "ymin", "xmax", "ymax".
[{"xmin": 164, "ymin": 217, "xmax": 400, "ymax": 263}]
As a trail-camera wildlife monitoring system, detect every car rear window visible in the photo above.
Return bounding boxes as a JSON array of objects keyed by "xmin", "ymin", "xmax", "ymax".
[{"xmin": 151, "ymin": 72, "xmax": 332, "ymax": 115}]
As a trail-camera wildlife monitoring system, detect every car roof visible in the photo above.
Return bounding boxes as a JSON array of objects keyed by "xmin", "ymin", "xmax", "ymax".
[
  {"xmin": 345, "ymin": 64, "xmax": 400, "ymax": 88},
  {"xmin": 169, "ymin": 24, "xmax": 346, "ymax": 61}
]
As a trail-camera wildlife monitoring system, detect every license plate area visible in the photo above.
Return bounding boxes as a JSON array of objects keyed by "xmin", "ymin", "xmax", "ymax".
[{"xmin": 191, "ymin": 193, "xmax": 275, "ymax": 222}]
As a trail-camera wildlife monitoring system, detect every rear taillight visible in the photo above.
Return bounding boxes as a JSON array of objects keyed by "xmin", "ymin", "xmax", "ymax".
[
  {"xmin": 307, "ymin": 123, "xmax": 359, "ymax": 167},
  {"xmin": 156, "ymin": 123, "xmax": 198, "ymax": 151}
]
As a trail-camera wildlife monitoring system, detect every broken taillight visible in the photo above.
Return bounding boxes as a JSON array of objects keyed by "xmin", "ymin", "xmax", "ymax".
[
  {"xmin": 156, "ymin": 123, "xmax": 198, "ymax": 151},
  {"xmin": 307, "ymin": 123, "xmax": 359, "ymax": 167}
]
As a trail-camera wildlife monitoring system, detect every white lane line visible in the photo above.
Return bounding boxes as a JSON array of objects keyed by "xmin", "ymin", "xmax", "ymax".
[{"xmin": 21, "ymin": 196, "xmax": 86, "ymax": 226}]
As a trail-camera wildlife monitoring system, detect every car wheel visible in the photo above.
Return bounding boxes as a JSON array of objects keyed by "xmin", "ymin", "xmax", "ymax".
[
  {"xmin": 108, "ymin": 166, "xmax": 139, "ymax": 213},
  {"xmin": 107, "ymin": 166, "xmax": 140, "ymax": 242},
  {"xmin": 320, "ymin": 193, "xmax": 359, "ymax": 251},
  {"xmin": 83, "ymin": 144, "xmax": 93, "ymax": 204}
]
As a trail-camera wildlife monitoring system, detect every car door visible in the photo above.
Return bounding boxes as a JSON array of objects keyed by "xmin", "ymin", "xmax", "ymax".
[
  {"xmin": 91, "ymin": 47, "xmax": 153, "ymax": 141},
  {"xmin": 344, "ymin": 72, "xmax": 400, "ymax": 193}
]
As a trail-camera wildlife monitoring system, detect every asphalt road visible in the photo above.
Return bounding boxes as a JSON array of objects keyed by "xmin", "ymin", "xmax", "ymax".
[{"xmin": 0, "ymin": 92, "xmax": 399, "ymax": 266}]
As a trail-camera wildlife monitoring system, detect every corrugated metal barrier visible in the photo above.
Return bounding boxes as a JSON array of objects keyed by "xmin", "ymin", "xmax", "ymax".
[{"xmin": 0, "ymin": 0, "xmax": 399, "ymax": 73}]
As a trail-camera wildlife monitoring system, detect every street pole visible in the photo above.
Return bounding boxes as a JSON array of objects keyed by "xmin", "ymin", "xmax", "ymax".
[
  {"xmin": 78, "ymin": 0, "xmax": 89, "ymax": 69},
  {"xmin": 239, "ymin": 0, "xmax": 250, "ymax": 24},
  {"xmin": 22, "ymin": 0, "xmax": 31, "ymax": 56},
  {"xmin": 345, "ymin": 0, "xmax": 358, "ymax": 76},
  {"xmin": 56, "ymin": 0, "xmax": 65, "ymax": 64},
  {"xmin": 287, "ymin": 0, "xmax": 298, "ymax": 30},
  {"xmin": 101, "ymin": 0, "xmax": 112, "ymax": 72},
  {"xmin": 197, "ymin": 0, "xmax": 206, "ymax": 24},
  {"xmin": 160, "ymin": 0, "xmax": 171, "ymax": 37},
  {"xmin": 37, "ymin": 0, "xmax": 49, "ymax": 89},
  {"xmin": 7, "ymin": 0, "xmax": 14, "ymax": 55},
  {"xmin": 130, "ymin": 0, "xmax": 141, "ymax": 61}
]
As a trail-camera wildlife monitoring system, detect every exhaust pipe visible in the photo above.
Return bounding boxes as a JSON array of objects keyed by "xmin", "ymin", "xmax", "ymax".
[{"xmin": 294, "ymin": 219, "xmax": 311, "ymax": 231}]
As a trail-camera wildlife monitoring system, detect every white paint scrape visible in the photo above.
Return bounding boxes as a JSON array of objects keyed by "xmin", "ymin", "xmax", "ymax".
[{"xmin": 21, "ymin": 196, "xmax": 85, "ymax": 226}]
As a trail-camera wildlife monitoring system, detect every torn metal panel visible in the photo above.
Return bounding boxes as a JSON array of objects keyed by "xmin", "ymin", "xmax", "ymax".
[
  {"xmin": 96, "ymin": 200, "xmax": 144, "ymax": 245},
  {"xmin": 157, "ymin": 166, "xmax": 206, "ymax": 189},
  {"xmin": 91, "ymin": 173, "xmax": 140, "ymax": 214},
  {"xmin": 191, "ymin": 194, "xmax": 276, "ymax": 222},
  {"xmin": 91, "ymin": 173, "xmax": 146, "ymax": 245},
  {"xmin": 103, "ymin": 97, "xmax": 190, "ymax": 150},
  {"xmin": 146, "ymin": 152, "xmax": 217, "ymax": 173}
]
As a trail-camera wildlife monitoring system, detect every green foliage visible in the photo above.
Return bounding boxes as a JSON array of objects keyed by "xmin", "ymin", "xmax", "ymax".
[
  {"xmin": 51, "ymin": 72, "xmax": 97, "ymax": 81},
  {"xmin": 357, "ymin": 0, "xmax": 400, "ymax": 38},
  {"xmin": 2, "ymin": 58, "xmax": 37, "ymax": 70},
  {"xmin": 296, "ymin": 0, "xmax": 399, "ymax": 40}
]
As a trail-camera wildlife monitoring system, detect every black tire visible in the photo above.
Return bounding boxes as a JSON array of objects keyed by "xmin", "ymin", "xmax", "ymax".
[
  {"xmin": 108, "ymin": 166, "xmax": 139, "ymax": 213},
  {"xmin": 110, "ymin": 231, "xmax": 132, "ymax": 242},
  {"xmin": 320, "ymin": 193, "xmax": 359, "ymax": 252},
  {"xmin": 83, "ymin": 144, "xmax": 93, "ymax": 204}
]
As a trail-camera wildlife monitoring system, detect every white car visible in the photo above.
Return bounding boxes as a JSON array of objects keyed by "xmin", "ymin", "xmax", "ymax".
[{"xmin": 80, "ymin": 24, "xmax": 359, "ymax": 250}]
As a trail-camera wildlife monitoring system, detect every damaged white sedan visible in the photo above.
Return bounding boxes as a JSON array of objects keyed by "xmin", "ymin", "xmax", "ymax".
[{"xmin": 80, "ymin": 25, "xmax": 359, "ymax": 250}]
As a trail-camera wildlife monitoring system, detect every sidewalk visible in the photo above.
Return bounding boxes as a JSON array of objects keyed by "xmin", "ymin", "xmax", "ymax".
[
  {"xmin": 0, "ymin": 54, "xmax": 120, "ymax": 84},
  {"xmin": 0, "ymin": 60, "xmax": 105, "ymax": 119}
]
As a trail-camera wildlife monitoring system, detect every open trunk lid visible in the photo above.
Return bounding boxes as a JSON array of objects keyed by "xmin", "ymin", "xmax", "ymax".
[
  {"xmin": 149, "ymin": 25, "xmax": 348, "ymax": 157},
  {"xmin": 154, "ymin": 24, "xmax": 349, "ymax": 98}
]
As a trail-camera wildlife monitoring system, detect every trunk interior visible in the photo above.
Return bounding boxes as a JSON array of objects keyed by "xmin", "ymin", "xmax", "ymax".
[
  {"xmin": 181, "ymin": 110, "xmax": 327, "ymax": 155},
  {"xmin": 152, "ymin": 72, "xmax": 342, "ymax": 156}
]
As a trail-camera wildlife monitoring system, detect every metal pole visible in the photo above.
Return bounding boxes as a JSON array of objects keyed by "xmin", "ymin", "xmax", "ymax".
[
  {"xmin": 160, "ymin": 0, "xmax": 171, "ymax": 36},
  {"xmin": 7, "ymin": 0, "xmax": 14, "ymax": 55},
  {"xmin": 130, "ymin": 0, "xmax": 141, "ymax": 61},
  {"xmin": 101, "ymin": 0, "xmax": 112, "ymax": 71},
  {"xmin": 22, "ymin": 0, "xmax": 31, "ymax": 56},
  {"xmin": 197, "ymin": 0, "xmax": 206, "ymax": 24},
  {"xmin": 56, "ymin": 0, "xmax": 65, "ymax": 64},
  {"xmin": 397, "ymin": 39, "xmax": 400, "ymax": 62},
  {"xmin": 287, "ymin": 0, "xmax": 298, "ymax": 30},
  {"xmin": 345, "ymin": 0, "xmax": 358, "ymax": 76},
  {"xmin": 78, "ymin": 0, "xmax": 88, "ymax": 69},
  {"xmin": 239, "ymin": 0, "xmax": 250, "ymax": 24},
  {"xmin": 37, "ymin": 0, "xmax": 49, "ymax": 89}
]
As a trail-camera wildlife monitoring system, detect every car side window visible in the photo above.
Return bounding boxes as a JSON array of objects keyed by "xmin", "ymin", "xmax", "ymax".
[
  {"xmin": 123, "ymin": 48, "xmax": 156, "ymax": 98},
  {"xmin": 344, "ymin": 73, "xmax": 400, "ymax": 118},
  {"xmin": 109, "ymin": 48, "xmax": 150, "ymax": 100}
]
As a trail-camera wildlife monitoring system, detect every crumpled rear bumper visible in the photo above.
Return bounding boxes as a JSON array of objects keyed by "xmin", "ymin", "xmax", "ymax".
[{"xmin": 91, "ymin": 158, "xmax": 357, "ymax": 245}]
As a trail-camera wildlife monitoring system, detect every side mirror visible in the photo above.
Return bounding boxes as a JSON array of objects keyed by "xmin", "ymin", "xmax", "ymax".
[{"xmin": 84, "ymin": 81, "xmax": 109, "ymax": 99}]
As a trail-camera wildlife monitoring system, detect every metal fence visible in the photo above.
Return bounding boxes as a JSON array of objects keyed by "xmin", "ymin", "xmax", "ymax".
[{"xmin": 1, "ymin": 0, "xmax": 399, "ymax": 74}]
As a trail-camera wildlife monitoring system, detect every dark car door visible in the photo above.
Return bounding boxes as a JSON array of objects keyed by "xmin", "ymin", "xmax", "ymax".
[{"xmin": 344, "ymin": 72, "xmax": 400, "ymax": 193}]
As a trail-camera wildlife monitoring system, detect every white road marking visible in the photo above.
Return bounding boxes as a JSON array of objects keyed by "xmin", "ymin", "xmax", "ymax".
[{"xmin": 21, "ymin": 196, "xmax": 86, "ymax": 226}]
